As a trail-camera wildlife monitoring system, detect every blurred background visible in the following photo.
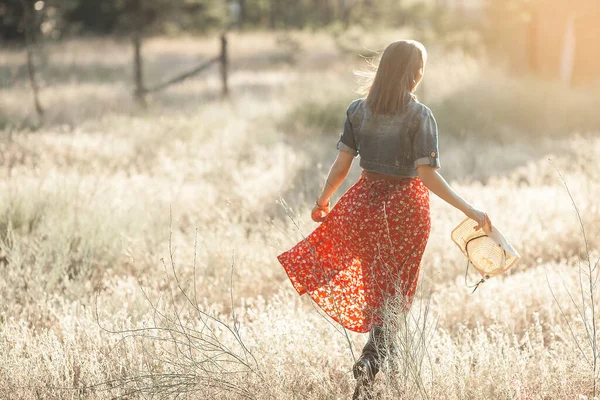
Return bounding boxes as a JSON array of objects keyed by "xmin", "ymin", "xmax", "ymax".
[
  {"xmin": 2, "ymin": 0, "xmax": 600, "ymax": 151},
  {"xmin": 2, "ymin": 0, "xmax": 600, "ymax": 82},
  {"xmin": 1, "ymin": 1, "xmax": 600, "ymax": 399}
]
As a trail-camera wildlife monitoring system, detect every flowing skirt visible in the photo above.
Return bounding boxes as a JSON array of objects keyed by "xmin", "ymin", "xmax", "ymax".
[{"xmin": 277, "ymin": 171, "xmax": 431, "ymax": 333}]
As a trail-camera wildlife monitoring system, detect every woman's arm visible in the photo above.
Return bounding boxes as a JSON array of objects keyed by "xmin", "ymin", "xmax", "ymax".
[
  {"xmin": 417, "ymin": 165, "xmax": 492, "ymax": 231},
  {"xmin": 312, "ymin": 150, "xmax": 354, "ymax": 222},
  {"xmin": 317, "ymin": 151, "xmax": 354, "ymax": 205}
]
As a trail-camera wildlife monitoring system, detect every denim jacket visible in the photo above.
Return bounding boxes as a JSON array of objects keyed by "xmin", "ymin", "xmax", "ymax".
[{"xmin": 336, "ymin": 97, "xmax": 440, "ymax": 177}]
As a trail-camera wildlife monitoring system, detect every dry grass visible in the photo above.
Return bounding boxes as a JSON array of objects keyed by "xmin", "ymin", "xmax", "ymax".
[{"xmin": 0, "ymin": 30, "xmax": 599, "ymax": 399}]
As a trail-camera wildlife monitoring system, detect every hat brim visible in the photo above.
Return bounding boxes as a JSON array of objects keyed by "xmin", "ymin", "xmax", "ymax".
[{"xmin": 484, "ymin": 223, "xmax": 520, "ymax": 258}]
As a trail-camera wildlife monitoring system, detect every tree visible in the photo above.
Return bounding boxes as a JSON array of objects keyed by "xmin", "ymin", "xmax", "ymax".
[
  {"xmin": 20, "ymin": 0, "xmax": 44, "ymax": 116},
  {"xmin": 484, "ymin": 0, "xmax": 543, "ymax": 71}
]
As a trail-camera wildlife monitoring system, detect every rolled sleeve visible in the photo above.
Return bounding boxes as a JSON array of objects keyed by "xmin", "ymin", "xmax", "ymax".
[
  {"xmin": 412, "ymin": 107, "xmax": 440, "ymax": 169},
  {"xmin": 336, "ymin": 104, "xmax": 359, "ymax": 157}
]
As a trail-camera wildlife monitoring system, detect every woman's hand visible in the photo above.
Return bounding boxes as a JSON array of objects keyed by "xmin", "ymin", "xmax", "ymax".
[
  {"xmin": 311, "ymin": 201, "xmax": 330, "ymax": 223},
  {"xmin": 466, "ymin": 206, "xmax": 493, "ymax": 232},
  {"xmin": 312, "ymin": 151, "xmax": 353, "ymax": 223}
]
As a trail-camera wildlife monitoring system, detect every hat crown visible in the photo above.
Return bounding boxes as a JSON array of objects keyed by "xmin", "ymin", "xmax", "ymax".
[{"xmin": 452, "ymin": 218, "xmax": 520, "ymax": 279}]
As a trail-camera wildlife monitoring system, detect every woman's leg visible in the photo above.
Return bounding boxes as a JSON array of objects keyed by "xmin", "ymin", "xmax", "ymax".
[{"xmin": 352, "ymin": 325, "xmax": 391, "ymax": 399}]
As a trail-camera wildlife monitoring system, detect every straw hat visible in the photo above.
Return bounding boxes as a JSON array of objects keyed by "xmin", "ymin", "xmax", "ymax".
[{"xmin": 451, "ymin": 218, "xmax": 520, "ymax": 280}]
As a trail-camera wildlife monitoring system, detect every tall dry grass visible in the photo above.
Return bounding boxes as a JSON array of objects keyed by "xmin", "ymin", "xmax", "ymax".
[{"xmin": 0, "ymin": 30, "xmax": 599, "ymax": 399}]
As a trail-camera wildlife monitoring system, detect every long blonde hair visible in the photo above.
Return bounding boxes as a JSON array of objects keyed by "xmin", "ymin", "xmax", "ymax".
[{"xmin": 356, "ymin": 40, "xmax": 428, "ymax": 116}]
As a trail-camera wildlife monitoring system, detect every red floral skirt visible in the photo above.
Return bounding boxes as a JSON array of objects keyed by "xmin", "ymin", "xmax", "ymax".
[{"xmin": 277, "ymin": 170, "xmax": 431, "ymax": 333}]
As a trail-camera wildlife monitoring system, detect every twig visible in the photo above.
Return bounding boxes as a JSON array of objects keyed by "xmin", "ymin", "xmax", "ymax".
[
  {"xmin": 546, "ymin": 160, "xmax": 598, "ymax": 397},
  {"xmin": 89, "ymin": 213, "xmax": 263, "ymax": 399}
]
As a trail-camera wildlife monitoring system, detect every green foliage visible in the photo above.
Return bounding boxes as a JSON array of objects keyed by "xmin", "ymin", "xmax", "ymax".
[
  {"xmin": 62, "ymin": 0, "xmax": 228, "ymax": 34},
  {"xmin": 0, "ymin": 0, "xmax": 228, "ymax": 39},
  {"xmin": 1, "ymin": 0, "xmax": 472, "ymax": 39}
]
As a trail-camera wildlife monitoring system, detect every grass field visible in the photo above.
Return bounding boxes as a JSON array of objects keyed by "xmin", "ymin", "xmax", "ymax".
[{"xmin": 1, "ymin": 30, "xmax": 600, "ymax": 399}]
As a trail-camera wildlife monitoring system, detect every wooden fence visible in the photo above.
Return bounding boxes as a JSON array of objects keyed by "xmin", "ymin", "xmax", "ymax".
[{"xmin": 134, "ymin": 34, "xmax": 229, "ymax": 104}]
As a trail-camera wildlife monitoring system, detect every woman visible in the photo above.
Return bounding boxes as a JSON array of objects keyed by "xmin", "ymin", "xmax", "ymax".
[{"xmin": 277, "ymin": 40, "xmax": 492, "ymax": 399}]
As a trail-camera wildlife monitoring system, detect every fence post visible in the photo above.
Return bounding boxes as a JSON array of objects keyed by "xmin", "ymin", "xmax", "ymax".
[
  {"xmin": 133, "ymin": 30, "xmax": 146, "ymax": 105},
  {"xmin": 220, "ymin": 34, "xmax": 229, "ymax": 98}
]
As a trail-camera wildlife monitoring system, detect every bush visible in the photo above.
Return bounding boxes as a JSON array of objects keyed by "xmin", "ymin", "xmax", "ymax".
[
  {"xmin": 279, "ymin": 96, "xmax": 355, "ymax": 138},
  {"xmin": 431, "ymin": 73, "xmax": 600, "ymax": 140}
]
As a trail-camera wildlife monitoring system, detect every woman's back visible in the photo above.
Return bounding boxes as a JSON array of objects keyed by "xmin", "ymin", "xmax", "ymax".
[{"xmin": 337, "ymin": 97, "xmax": 441, "ymax": 177}]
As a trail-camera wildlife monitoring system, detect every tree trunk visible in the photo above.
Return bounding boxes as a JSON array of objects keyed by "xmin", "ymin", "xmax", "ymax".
[
  {"xmin": 340, "ymin": 0, "xmax": 350, "ymax": 28},
  {"xmin": 322, "ymin": 0, "xmax": 334, "ymax": 25},
  {"xmin": 21, "ymin": 0, "xmax": 43, "ymax": 117},
  {"xmin": 269, "ymin": 0, "xmax": 278, "ymax": 29},
  {"xmin": 239, "ymin": 0, "xmax": 246, "ymax": 27},
  {"xmin": 131, "ymin": 0, "xmax": 146, "ymax": 105}
]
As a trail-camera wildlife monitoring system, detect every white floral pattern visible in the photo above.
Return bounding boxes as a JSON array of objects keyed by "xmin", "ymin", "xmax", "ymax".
[{"xmin": 278, "ymin": 171, "xmax": 431, "ymax": 333}]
